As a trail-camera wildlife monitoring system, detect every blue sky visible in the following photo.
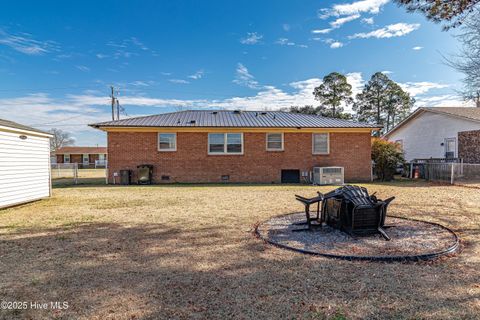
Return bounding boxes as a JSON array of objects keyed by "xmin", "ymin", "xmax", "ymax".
[{"xmin": 0, "ymin": 0, "xmax": 471, "ymax": 146}]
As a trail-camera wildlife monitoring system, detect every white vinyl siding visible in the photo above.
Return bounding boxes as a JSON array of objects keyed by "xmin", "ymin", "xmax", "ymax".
[
  {"xmin": 158, "ymin": 133, "xmax": 177, "ymax": 151},
  {"xmin": 266, "ymin": 133, "xmax": 284, "ymax": 151},
  {"xmin": 312, "ymin": 133, "xmax": 329, "ymax": 155},
  {"xmin": 0, "ymin": 129, "xmax": 51, "ymax": 208},
  {"xmin": 208, "ymin": 133, "xmax": 243, "ymax": 155}
]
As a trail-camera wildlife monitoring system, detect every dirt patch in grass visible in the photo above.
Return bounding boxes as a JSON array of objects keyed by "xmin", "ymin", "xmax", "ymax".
[{"xmin": 0, "ymin": 181, "xmax": 479, "ymax": 319}]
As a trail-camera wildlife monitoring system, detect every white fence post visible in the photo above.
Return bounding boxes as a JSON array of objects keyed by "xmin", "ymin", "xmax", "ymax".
[{"xmin": 450, "ymin": 163, "xmax": 455, "ymax": 185}]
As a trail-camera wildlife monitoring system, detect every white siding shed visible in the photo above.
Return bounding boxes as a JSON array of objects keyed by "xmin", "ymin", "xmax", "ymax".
[{"xmin": 0, "ymin": 119, "xmax": 52, "ymax": 208}]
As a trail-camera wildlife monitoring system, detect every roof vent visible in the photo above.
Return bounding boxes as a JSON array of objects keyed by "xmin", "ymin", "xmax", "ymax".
[
  {"xmin": 260, "ymin": 112, "xmax": 267, "ymax": 115},
  {"xmin": 212, "ymin": 111, "xmax": 218, "ymax": 115},
  {"xmin": 233, "ymin": 110, "xmax": 241, "ymax": 114},
  {"xmin": 190, "ymin": 120, "xmax": 196, "ymax": 124}
]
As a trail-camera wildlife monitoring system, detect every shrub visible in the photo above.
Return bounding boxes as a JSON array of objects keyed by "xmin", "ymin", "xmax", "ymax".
[{"xmin": 372, "ymin": 138, "xmax": 405, "ymax": 181}]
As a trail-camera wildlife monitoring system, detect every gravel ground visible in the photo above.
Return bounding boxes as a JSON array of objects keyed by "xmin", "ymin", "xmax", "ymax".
[{"xmin": 257, "ymin": 213, "xmax": 458, "ymax": 258}]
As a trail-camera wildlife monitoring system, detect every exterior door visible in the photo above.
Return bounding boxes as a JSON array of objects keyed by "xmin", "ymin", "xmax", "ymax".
[{"xmin": 445, "ymin": 138, "xmax": 456, "ymax": 158}]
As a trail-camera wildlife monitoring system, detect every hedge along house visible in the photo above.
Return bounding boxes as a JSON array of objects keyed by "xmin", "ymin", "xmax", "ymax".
[{"xmin": 90, "ymin": 110, "xmax": 380, "ymax": 184}]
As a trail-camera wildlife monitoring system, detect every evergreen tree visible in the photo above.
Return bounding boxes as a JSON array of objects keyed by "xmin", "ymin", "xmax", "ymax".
[
  {"xmin": 354, "ymin": 72, "xmax": 413, "ymax": 133},
  {"xmin": 313, "ymin": 72, "xmax": 353, "ymax": 119}
]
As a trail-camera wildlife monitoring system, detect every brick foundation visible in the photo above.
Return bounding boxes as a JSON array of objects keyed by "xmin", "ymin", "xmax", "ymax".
[{"xmin": 107, "ymin": 131, "xmax": 372, "ymax": 183}]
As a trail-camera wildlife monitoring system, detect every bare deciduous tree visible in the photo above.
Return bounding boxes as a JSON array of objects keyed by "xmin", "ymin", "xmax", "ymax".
[{"xmin": 49, "ymin": 128, "xmax": 75, "ymax": 152}]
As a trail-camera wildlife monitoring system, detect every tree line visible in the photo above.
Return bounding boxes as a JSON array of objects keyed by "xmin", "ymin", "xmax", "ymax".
[{"xmin": 287, "ymin": 71, "xmax": 414, "ymax": 134}]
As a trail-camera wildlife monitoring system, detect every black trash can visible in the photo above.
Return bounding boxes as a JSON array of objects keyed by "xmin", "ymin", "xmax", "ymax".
[
  {"xmin": 137, "ymin": 164, "xmax": 153, "ymax": 184},
  {"xmin": 120, "ymin": 170, "xmax": 131, "ymax": 185}
]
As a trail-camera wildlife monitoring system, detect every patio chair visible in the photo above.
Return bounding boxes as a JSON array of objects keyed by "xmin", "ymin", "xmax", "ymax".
[{"xmin": 293, "ymin": 192, "xmax": 324, "ymax": 231}]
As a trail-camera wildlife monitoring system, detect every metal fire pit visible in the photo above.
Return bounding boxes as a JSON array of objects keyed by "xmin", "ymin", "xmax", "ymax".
[{"xmin": 322, "ymin": 185, "xmax": 394, "ymax": 240}]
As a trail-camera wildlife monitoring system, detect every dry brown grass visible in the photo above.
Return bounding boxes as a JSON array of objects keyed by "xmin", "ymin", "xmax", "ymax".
[{"xmin": 0, "ymin": 181, "xmax": 479, "ymax": 319}]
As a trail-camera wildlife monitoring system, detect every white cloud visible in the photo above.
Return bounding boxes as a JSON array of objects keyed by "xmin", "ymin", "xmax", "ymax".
[
  {"xmin": 320, "ymin": 0, "xmax": 390, "ymax": 18},
  {"xmin": 282, "ymin": 24, "xmax": 291, "ymax": 31},
  {"xmin": 96, "ymin": 53, "xmax": 108, "ymax": 59},
  {"xmin": 362, "ymin": 17, "xmax": 374, "ymax": 24},
  {"xmin": 0, "ymin": 29, "xmax": 57, "ymax": 55},
  {"xmin": 169, "ymin": 79, "xmax": 189, "ymax": 84},
  {"xmin": 188, "ymin": 70, "xmax": 204, "ymax": 80},
  {"xmin": 276, "ymin": 38, "xmax": 293, "ymax": 46},
  {"xmin": 330, "ymin": 41, "xmax": 344, "ymax": 49},
  {"xmin": 76, "ymin": 65, "xmax": 90, "ymax": 72},
  {"xmin": 311, "ymin": 28, "xmax": 333, "ymax": 34},
  {"xmin": 349, "ymin": 23, "xmax": 420, "ymax": 39},
  {"xmin": 233, "ymin": 63, "xmax": 261, "ymax": 89},
  {"xmin": 345, "ymin": 72, "xmax": 365, "ymax": 97},
  {"xmin": 412, "ymin": 46, "xmax": 423, "ymax": 50},
  {"xmin": 399, "ymin": 81, "xmax": 449, "ymax": 96},
  {"xmin": 240, "ymin": 32, "xmax": 263, "ymax": 45},
  {"xmin": 330, "ymin": 14, "xmax": 361, "ymax": 28}
]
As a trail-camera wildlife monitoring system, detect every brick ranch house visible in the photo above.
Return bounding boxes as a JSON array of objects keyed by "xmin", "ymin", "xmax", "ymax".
[
  {"xmin": 55, "ymin": 146, "xmax": 108, "ymax": 167},
  {"xmin": 90, "ymin": 110, "xmax": 380, "ymax": 184}
]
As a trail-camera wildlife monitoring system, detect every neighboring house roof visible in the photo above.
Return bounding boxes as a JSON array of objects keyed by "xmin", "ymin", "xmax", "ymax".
[
  {"xmin": 55, "ymin": 146, "xmax": 107, "ymax": 154},
  {"xmin": 0, "ymin": 118, "xmax": 52, "ymax": 136},
  {"xmin": 89, "ymin": 110, "xmax": 380, "ymax": 129},
  {"xmin": 384, "ymin": 107, "xmax": 480, "ymax": 138}
]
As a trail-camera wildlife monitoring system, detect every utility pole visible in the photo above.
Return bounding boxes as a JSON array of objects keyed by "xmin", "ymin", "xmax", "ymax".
[
  {"xmin": 116, "ymin": 99, "xmax": 120, "ymax": 120},
  {"xmin": 110, "ymin": 86, "xmax": 116, "ymax": 121}
]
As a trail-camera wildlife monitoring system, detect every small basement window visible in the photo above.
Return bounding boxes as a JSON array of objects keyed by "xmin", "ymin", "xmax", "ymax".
[
  {"xmin": 158, "ymin": 133, "xmax": 177, "ymax": 151},
  {"xmin": 266, "ymin": 133, "xmax": 284, "ymax": 151},
  {"xmin": 208, "ymin": 133, "xmax": 243, "ymax": 155},
  {"xmin": 312, "ymin": 133, "xmax": 329, "ymax": 155}
]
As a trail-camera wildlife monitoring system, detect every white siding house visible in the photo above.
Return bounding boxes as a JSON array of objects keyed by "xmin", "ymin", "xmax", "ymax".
[
  {"xmin": 0, "ymin": 119, "xmax": 53, "ymax": 208},
  {"xmin": 384, "ymin": 107, "xmax": 480, "ymax": 162}
]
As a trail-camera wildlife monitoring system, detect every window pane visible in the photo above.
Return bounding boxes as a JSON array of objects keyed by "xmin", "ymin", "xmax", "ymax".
[
  {"xmin": 209, "ymin": 133, "xmax": 225, "ymax": 153},
  {"xmin": 226, "ymin": 133, "xmax": 242, "ymax": 153},
  {"xmin": 313, "ymin": 133, "xmax": 328, "ymax": 154},
  {"xmin": 267, "ymin": 133, "xmax": 282, "ymax": 150},
  {"xmin": 159, "ymin": 133, "xmax": 176, "ymax": 150}
]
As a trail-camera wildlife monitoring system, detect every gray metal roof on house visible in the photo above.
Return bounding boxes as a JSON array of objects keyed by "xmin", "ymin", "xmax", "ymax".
[
  {"xmin": 0, "ymin": 118, "xmax": 51, "ymax": 135},
  {"xmin": 90, "ymin": 110, "xmax": 379, "ymax": 129}
]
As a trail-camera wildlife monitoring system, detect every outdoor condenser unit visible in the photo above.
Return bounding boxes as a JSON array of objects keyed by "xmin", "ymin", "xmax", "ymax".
[{"xmin": 313, "ymin": 167, "xmax": 344, "ymax": 185}]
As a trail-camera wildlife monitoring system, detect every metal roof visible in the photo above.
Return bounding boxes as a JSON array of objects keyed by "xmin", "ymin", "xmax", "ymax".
[
  {"xmin": 0, "ymin": 118, "xmax": 51, "ymax": 135},
  {"xmin": 90, "ymin": 110, "xmax": 379, "ymax": 129}
]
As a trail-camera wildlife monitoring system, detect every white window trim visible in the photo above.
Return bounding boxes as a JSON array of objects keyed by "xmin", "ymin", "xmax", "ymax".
[
  {"xmin": 158, "ymin": 133, "xmax": 177, "ymax": 152},
  {"xmin": 266, "ymin": 132, "xmax": 284, "ymax": 151},
  {"xmin": 64, "ymin": 154, "xmax": 70, "ymax": 163},
  {"xmin": 208, "ymin": 133, "xmax": 244, "ymax": 155},
  {"xmin": 312, "ymin": 133, "xmax": 330, "ymax": 155}
]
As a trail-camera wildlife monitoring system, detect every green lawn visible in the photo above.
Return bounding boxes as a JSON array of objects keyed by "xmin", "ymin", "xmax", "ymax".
[{"xmin": 0, "ymin": 181, "xmax": 479, "ymax": 319}]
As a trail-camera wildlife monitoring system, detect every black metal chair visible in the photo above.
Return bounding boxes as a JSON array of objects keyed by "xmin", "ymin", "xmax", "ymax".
[{"xmin": 293, "ymin": 192, "xmax": 324, "ymax": 231}]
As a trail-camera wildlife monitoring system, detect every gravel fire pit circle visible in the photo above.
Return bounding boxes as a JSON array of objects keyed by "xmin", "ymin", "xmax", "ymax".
[{"xmin": 256, "ymin": 213, "xmax": 459, "ymax": 262}]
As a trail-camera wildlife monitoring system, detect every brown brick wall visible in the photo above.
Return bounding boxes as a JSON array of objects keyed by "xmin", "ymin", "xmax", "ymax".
[
  {"xmin": 459, "ymin": 130, "xmax": 480, "ymax": 164},
  {"xmin": 107, "ymin": 131, "xmax": 372, "ymax": 183}
]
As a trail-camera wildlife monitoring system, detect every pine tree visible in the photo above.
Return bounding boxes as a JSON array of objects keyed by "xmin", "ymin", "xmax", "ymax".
[{"xmin": 313, "ymin": 72, "xmax": 353, "ymax": 119}]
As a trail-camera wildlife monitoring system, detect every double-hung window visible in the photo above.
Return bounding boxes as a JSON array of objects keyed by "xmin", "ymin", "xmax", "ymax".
[
  {"xmin": 64, "ymin": 154, "xmax": 70, "ymax": 163},
  {"xmin": 208, "ymin": 133, "xmax": 243, "ymax": 154},
  {"xmin": 312, "ymin": 133, "xmax": 329, "ymax": 155},
  {"xmin": 158, "ymin": 133, "xmax": 177, "ymax": 151},
  {"xmin": 266, "ymin": 133, "xmax": 284, "ymax": 151}
]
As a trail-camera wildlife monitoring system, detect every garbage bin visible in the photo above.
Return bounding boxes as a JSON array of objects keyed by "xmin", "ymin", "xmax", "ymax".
[
  {"xmin": 120, "ymin": 169, "xmax": 131, "ymax": 185},
  {"xmin": 137, "ymin": 164, "xmax": 153, "ymax": 184}
]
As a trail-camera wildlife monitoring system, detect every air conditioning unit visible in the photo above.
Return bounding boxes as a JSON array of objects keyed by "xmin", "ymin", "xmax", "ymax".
[{"xmin": 313, "ymin": 167, "xmax": 344, "ymax": 185}]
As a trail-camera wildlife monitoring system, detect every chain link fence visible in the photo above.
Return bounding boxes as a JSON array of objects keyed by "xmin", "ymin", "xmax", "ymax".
[{"xmin": 51, "ymin": 163, "xmax": 107, "ymax": 186}]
